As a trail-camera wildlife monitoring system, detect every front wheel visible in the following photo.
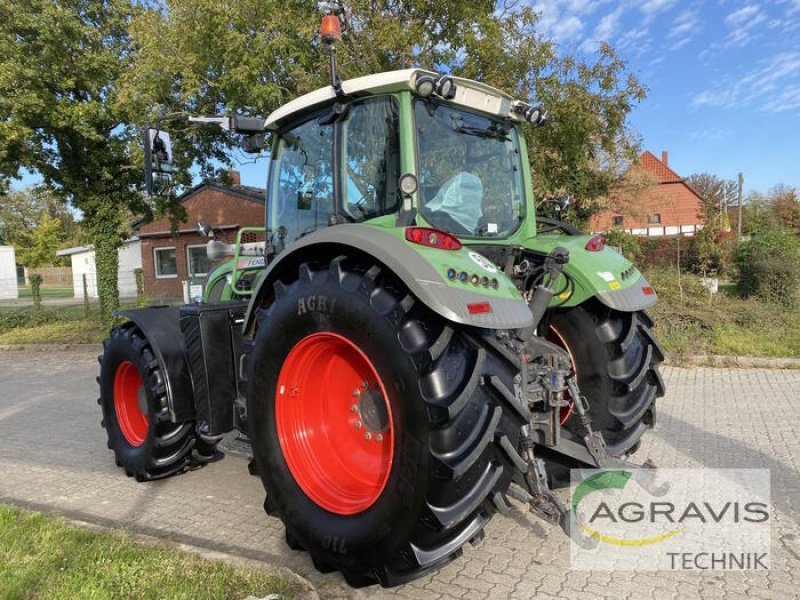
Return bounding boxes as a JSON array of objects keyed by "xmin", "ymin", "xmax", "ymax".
[
  {"xmin": 247, "ymin": 256, "xmax": 529, "ymax": 587},
  {"xmin": 547, "ymin": 301, "xmax": 666, "ymax": 456},
  {"xmin": 98, "ymin": 324, "xmax": 206, "ymax": 480}
]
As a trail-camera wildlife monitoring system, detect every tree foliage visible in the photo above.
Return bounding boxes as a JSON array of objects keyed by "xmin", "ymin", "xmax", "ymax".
[
  {"xmin": 0, "ymin": 0, "xmax": 152, "ymax": 317},
  {"xmin": 743, "ymin": 185, "xmax": 800, "ymax": 234},
  {"xmin": 120, "ymin": 0, "xmax": 646, "ymax": 212},
  {"xmin": 0, "ymin": 187, "xmax": 83, "ymax": 259}
]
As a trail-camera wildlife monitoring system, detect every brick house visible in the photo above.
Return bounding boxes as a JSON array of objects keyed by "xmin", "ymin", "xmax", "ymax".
[
  {"xmin": 590, "ymin": 151, "xmax": 704, "ymax": 236},
  {"xmin": 137, "ymin": 175, "xmax": 264, "ymax": 299}
]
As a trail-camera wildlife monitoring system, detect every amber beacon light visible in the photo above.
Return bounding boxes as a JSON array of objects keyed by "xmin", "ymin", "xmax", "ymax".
[{"xmin": 320, "ymin": 15, "xmax": 342, "ymax": 45}]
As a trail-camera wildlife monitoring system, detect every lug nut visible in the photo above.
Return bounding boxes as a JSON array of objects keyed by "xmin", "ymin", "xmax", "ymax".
[
  {"xmin": 352, "ymin": 388, "xmax": 360, "ymax": 397},
  {"xmin": 364, "ymin": 432, "xmax": 372, "ymax": 440},
  {"xmin": 355, "ymin": 421, "xmax": 362, "ymax": 429},
  {"xmin": 350, "ymin": 404, "xmax": 358, "ymax": 412},
  {"xmin": 361, "ymin": 380, "xmax": 368, "ymax": 390},
  {"xmin": 376, "ymin": 434, "xmax": 383, "ymax": 443}
]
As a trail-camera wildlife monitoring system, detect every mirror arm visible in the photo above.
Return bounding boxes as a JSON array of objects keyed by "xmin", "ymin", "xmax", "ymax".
[{"xmin": 187, "ymin": 115, "xmax": 266, "ymax": 134}]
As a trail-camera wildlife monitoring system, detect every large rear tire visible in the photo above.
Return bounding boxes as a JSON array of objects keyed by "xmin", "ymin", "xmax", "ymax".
[
  {"xmin": 548, "ymin": 300, "xmax": 665, "ymax": 456},
  {"xmin": 247, "ymin": 256, "xmax": 529, "ymax": 587},
  {"xmin": 99, "ymin": 324, "xmax": 204, "ymax": 481}
]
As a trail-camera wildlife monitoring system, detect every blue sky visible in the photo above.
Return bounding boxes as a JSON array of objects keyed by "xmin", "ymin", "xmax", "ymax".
[{"xmin": 527, "ymin": 0, "xmax": 800, "ymax": 195}]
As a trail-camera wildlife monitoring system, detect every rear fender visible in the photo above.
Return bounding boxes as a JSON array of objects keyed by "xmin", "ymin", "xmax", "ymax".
[
  {"xmin": 116, "ymin": 307, "xmax": 195, "ymax": 423},
  {"xmin": 242, "ymin": 224, "xmax": 534, "ymax": 338},
  {"xmin": 524, "ymin": 234, "xmax": 658, "ymax": 312}
]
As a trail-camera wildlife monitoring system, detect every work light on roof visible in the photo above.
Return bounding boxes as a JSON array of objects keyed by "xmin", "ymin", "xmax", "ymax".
[
  {"xmin": 435, "ymin": 75, "xmax": 457, "ymax": 99},
  {"xmin": 415, "ymin": 74, "xmax": 436, "ymax": 97}
]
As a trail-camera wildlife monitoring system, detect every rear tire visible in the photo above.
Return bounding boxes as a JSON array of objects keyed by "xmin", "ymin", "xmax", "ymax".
[
  {"xmin": 247, "ymin": 256, "xmax": 528, "ymax": 587},
  {"xmin": 99, "ymin": 324, "xmax": 201, "ymax": 481},
  {"xmin": 548, "ymin": 300, "xmax": 665, "ymax": 456}
]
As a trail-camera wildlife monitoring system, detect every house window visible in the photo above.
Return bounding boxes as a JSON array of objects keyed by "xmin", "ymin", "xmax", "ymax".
[
  {"xmin": 154, "ymin": 247, "xmax": 177, "ymax": 278},
  {"xmin": 648, "ymin": 213, "xmax": 662, "ymax": 224},
  {"xmin": 613, "ymin": 215, "xmax": 624, "ymax": 226},
  {"xmin": 187, "ymin": 245, "xmax": 212, "ymax": 277}
]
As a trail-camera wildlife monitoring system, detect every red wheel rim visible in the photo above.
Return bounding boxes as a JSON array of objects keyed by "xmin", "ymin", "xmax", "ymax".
[
  {"xmin": 547, "ymin": 326, "xmax": 575, "ymax": 425},
  {"xmin": 276, "ymin": 332, "xmax": 394, "ymax": 515},
  {"xmin": 114, "ymin": 360, "xmax": 149, "ymax": 446}
]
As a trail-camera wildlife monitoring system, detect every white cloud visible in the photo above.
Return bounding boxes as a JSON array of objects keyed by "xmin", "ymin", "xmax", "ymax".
[
  {"xmin": 579, "ymin": 4, "xmax": 626, "ymax": 52},
  {"xmin": 668, "ymin": 8, "xmax": 701, "ymax": 50},
  {"xmin": 763, "ymin": 86, "xmax": 800, "ymax": 112},
  {"xmin": 692, "ymin": 52, "xmax": 800, "ymax": 113},
  {"xmin": 640, "ymin": 0, "xmax": 676, "ymax": 16},
  {"xmin": 722, "ymin": 4, "xmax": 767, "ymax": 48},
  {"xmin": 724, "ymin": 5, "xmax": 761, "ymax": 27}
]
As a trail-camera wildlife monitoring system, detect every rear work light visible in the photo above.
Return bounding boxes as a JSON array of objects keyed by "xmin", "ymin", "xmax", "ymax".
[
  {"xmin": 405, "ymin": 227, "xmax": 462, "ymax": 250},
  {"xmin": 585, "ymin": 233, "xmax": 606, "ymax": 252}
]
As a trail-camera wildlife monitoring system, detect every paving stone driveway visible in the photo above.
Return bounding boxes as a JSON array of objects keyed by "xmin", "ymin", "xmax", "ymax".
[{"xmin": 0, "ymin": 349, "xmax": 798, "ymax": 599}]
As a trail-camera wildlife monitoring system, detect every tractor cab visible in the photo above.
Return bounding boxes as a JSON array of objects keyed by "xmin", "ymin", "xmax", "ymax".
[{"xmin": 263, "ymin": 68, "xmax": 543, "ymax": 253}]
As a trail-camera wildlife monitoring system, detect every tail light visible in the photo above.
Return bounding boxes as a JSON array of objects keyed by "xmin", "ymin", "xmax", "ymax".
[
  {"xmin": 405, "ymin": 227, "xmax": 462, "ymax": 250},
  {"xmin": 585, "ymin": 233, "xmax": 606, "ymax": 252},
  {"xmin": 467, "ymin": 302, "xmax": 492, "ymax": 314}
]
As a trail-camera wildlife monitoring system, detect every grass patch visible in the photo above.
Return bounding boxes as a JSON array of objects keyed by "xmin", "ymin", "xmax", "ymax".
[
  {"xmin": 18, "ymin": 286, "xmax": 75, "ymax": 299},
  {"xmin": 0, "ymin": 504, "xmax": 301, "ymax": 600},
  {"xmin": 645, "ymin": 266, "xmax": 800, "ymax": 359},
  {"xmin": 0, "ymin": 305, "xmax": 107, "ymax": 345}
]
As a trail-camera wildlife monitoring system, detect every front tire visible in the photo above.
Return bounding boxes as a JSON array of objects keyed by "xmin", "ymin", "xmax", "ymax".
[
  {"xmin": 99, "ymin": 324, "xmax": 198, "ymax": 481},
  {"xmin": 247, "ymin": 256, "xmax": 529, "ymax": 587}
]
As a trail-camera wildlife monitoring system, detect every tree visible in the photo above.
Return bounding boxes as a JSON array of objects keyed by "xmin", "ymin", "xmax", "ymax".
[
  {"xmin": 16, "ymin": 212, "xmax": 63, "ymax": 269},
  {"xmin": 743, "ymin": 185, "xmax": 800, "ymax": 234},
  {"xmin": 0, "ymin": 186, "xmax": 83, "ymax": 255},
  {"xmin": 0, "ymin": 0, "xmax": 160, "ymax": 318},
  {"xmin": 120, "ymin": 1, "xmax": 645, "ymax": 217},
  {"xmin": 768, "ymin": 184, "xmax": 800, "ymax": 231},
  {"xmin": 686, "ymin": 173, "xmax": 737, "ymax": 230}
]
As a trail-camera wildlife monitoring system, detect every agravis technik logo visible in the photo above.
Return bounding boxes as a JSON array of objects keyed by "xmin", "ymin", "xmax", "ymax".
[{"xmin": 569, "ymin": 469, "xmax": 771, "ymax": 570}]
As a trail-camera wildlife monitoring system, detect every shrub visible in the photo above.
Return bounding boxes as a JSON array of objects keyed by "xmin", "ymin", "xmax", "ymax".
[
  {"xmin": 603, "ymin": 229, "xmax": 641, "ymax": 261},
  {"xmin": 733, "ymin": 228, "xmax": 800, "ymax": 306}
]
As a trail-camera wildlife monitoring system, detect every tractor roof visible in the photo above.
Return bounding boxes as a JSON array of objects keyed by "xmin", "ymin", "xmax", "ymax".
[{"xmin": 264, "ymin": 69, "xmax": 523, "ymax": 131}]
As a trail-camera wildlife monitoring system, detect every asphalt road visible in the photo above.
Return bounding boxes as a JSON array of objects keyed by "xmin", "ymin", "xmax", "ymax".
[{"xmin": 1, "ymin": 349, "xmax": 798, "ymax": 599}]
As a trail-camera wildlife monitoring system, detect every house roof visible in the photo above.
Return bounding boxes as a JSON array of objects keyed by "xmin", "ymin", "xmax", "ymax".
[
  {"xmin": 637, "ymin": 151, "xmax": 683, "ymax": 184},
  {"xmin": 57, "ymin": 237, "xmax": 139, "ymax": 256},
  {"xmin": 56, "ymin": 246, "xmax": 92, "ymax": 257},
  {"xmin": 131, "ymin": 182, "xmax": 265, "ymax": 231}
]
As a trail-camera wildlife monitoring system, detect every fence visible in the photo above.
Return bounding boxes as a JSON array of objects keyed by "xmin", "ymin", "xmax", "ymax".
[
  {"xmin": 22, "ymin": 266, "xmax": 73, "ymax": 286},
  {"xmin": 0, "ymin": 270, "xmax": 144, "ymax": 304}
]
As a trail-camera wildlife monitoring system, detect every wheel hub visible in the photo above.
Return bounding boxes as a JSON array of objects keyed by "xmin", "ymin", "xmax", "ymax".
[{"xmin": 357, "ymin": 388, "xmax": 389, "ymax": 432}]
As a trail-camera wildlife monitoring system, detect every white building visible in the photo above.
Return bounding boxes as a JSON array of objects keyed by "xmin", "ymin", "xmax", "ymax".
[
  {"xmin": 0, "ymin": 245, "xmax": 18, "ymax": 299},
  {"xmin": 56, "ymin": 238, "xmax": 142, "ymax": 299}
]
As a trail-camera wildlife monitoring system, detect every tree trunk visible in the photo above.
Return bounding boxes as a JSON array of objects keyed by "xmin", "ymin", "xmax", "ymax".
[
  {"xmin": 94, "ymin": 236, "xmax": 120, "ymax": 321},
  {"xmin": 88, "ymin": 205, "xmax": 124, "ymax": 321}
]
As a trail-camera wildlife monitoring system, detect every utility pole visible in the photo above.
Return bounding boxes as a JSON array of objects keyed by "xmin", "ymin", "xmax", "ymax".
[{"xmin": 737, "ymin": 172, "xmax": 743, "ymax": 240}]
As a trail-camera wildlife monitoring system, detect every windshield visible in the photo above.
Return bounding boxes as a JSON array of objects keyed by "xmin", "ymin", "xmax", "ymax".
[{"xmin": 414, "ymin": 101, "xmax": 525, "ymax": 238}]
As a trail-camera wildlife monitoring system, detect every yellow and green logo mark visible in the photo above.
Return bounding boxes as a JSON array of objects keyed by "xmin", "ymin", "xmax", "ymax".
[{"xmin": 572, "ymin": 470, "xmax": 683, "ymax": 547}]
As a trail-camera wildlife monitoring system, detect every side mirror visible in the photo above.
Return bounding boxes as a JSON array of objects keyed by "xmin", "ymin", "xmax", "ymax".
[
  {"xmin": 144, "ymin": 128, "xmax": 174, "ymax": 196},
  {"xmin": 555, "ymin": 195, "xmax": 571, "ymax": 213},
  {"xmin": 297, "ymin": 165, "xmax": 315, "ymax": 210},
  {"xmin": 197, "ymin": 221, "xmax": 215, "ymax": 239}
]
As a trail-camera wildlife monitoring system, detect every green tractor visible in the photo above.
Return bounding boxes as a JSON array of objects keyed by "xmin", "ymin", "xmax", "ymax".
[{"xmin": 98, "ymin": 12, "xmax": 664, "ymax": 588}]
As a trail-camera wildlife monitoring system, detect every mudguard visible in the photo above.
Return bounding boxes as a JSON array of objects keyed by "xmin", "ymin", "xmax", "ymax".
[
  {"xmin": 524, "ymin": 234, "xmax": 658, "ymax": 312},
  {"xmin": 116, "ymin": 307, "xmax": 195, "ymax": 423},
  {"xmin": 242, "ymin": 224, "xmax": 534, "ymax": 338}
]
